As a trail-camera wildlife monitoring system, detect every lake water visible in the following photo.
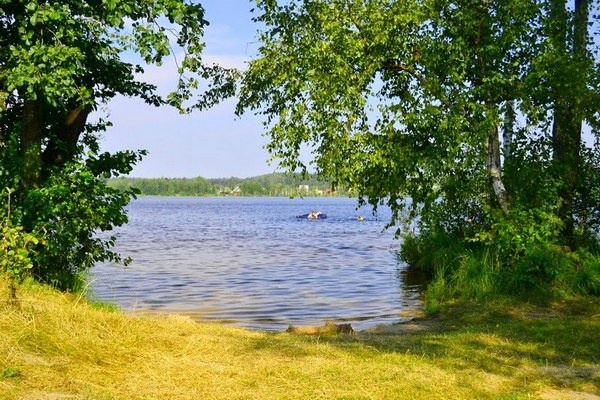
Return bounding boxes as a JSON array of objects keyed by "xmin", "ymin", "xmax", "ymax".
[{"xmin": 92, "ymin": 196, "xmax": 422, "ymax": 331}]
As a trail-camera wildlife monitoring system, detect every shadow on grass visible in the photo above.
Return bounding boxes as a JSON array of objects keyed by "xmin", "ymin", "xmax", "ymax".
[{"xmin": 250, "ymin": 299, "xmax": 600, "ymax": 395}]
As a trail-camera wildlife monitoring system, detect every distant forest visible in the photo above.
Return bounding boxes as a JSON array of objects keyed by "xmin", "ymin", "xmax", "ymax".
[{"xmin": 107, "ymin": 173, "xmax": 352, "ymax": 197}]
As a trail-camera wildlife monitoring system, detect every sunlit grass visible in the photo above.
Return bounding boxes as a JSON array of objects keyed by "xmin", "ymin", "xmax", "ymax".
[{"xmin": 1, "ymin": 278, "xmax": 598, "ymax": 399}]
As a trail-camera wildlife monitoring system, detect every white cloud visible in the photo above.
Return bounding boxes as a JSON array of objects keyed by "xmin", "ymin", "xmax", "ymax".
[
  {"xmin": 96, "ymin": 2, "xmax": 273, "ymax": 178},
  {"xmin": 203, "ymin": 54, "xmax": 249, "ymax": 70}
]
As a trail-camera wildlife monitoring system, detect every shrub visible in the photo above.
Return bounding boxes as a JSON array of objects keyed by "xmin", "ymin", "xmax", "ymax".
[
  {"xmin": 19, "ymin": 157, "xmax": 139, "ymax": 291},
  {"xmin": 0, "ymin": 218, "xmax": 42, "ymax": 299},
  {"xmin": 399, "ymin": 221, "xmax": 600, "ymax": 308}
]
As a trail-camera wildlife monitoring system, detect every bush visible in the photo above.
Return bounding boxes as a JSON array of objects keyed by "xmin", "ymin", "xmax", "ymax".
[
  {"xmin": 0, "ymin": 145, "xmax": 143, "ymax": 291},
  {"xmin": 19, "ymin": 158, "xmax": 139, "ymax": 291},
  {"xmin": 1, "ymin": 221, "xmax": 39, "ymax": 280},
  {"xmin": 399, "ymin": 223, "xmax": 600, "ymax": 309},
  {"xmin": 0, "ymin": 218, "xmax": 42, "ymax": 299}
]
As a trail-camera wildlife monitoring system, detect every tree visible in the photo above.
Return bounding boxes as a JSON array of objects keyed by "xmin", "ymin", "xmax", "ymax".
[
  {"xmin": 545, "ymin": 0, "xmax": 594, "ymax": 242},
  {"xmin": 238, "ymin": 0, "xmax": 600, "ymax": 296},
  {"xmin": 1, "ymin": 0, "xmax": 236, "ymax": 289}
]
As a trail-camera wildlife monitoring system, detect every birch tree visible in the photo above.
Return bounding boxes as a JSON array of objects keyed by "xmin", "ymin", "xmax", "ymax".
[{"xmin": 239, "ymin": 0, "xmax": 600, "ymax": 282}]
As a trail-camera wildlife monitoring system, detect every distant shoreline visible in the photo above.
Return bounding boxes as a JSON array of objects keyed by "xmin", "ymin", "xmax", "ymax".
[{"xmin": 107, "ymin": 172, "xmax": 353, "ymax": 197}]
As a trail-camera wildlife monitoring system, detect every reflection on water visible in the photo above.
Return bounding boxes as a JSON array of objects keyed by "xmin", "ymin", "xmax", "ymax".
[
  {"xmin": 397, "ymin": 266, "xmax": 433, "ymax": 293},
  {"xmin": 93, "ymin": 196, "xmax": 422, "ymax": 331}
]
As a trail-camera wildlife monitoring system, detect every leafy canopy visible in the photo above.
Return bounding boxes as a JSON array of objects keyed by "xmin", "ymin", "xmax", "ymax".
[
  {"xmin": 239, "ymin": 0, "xmax": 600, "ymax": 295},
  {"xmin": 0, "ymin": 0, "xmax": 236, "ymax": 289}
]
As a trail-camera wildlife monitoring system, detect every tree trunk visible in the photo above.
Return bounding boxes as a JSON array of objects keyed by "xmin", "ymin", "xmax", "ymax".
[
  {"xmin": 470, "ymin": 6, "xmax": 510, "ymax": 215},
  {"xmin": 21, "ymin": 99, "xmax": 90, "ymax": 190},
  {"xmin": 42, "ymin": 106, "xmax": 91, "ymax": 170},
  {"xmin": 502, "ymin": 100, "xmax": 515, "ymax": 160},
  {"xmin": 487, "ymin": 121, "xmax": 509, "ymax": 213},
  {"xmin": 21, "ymin": 98, "xmax": 43, "ymax": 190},
  {"xmin": 550, "ymin": 0, "xmax": 588, "ymax": 243}
]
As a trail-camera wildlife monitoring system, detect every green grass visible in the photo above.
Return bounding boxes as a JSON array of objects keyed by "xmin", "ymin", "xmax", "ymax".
[{"xmin": 1, "ymin": 278, "xmax": 599, "ymax": 399}]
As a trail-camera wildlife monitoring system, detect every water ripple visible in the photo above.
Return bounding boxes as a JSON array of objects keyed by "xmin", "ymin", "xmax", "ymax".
[{"xmin": 93, "ymin": 197, "xmax": 422, "ymax": 331}]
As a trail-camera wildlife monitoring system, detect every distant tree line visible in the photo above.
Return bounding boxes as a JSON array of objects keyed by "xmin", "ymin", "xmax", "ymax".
[{"xmin": 106, "ymin": 173, "xmax": 349, "ymax": 197}]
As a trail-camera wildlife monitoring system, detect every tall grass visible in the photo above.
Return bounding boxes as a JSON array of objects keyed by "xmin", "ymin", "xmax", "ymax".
[
  {"xmin": 1, "ymin": 277, "xmax": 599, "ymax": 399},
  {"xmin": 399, "ymin": 230, "xmax": 600, "ymax": 313}
]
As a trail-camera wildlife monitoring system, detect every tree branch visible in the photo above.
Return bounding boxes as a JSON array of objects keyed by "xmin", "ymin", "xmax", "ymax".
[
  {"xmin": 42, "ymin": 106, "xmax": 91, "ymax": 168},
  {"xmin": 383, "ymin": 61, "xmax": 453, "ymax": 110}
]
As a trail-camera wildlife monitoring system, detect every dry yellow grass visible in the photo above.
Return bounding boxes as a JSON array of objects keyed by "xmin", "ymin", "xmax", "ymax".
[{"xmin": 1, "ymin": 278, "xmax": 598, "ymax": 399}]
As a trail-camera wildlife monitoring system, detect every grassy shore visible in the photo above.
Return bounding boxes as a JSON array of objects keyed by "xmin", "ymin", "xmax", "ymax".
[{"xmin": 1, "ymin": 279, "xmax": 599, "ymax": 400}]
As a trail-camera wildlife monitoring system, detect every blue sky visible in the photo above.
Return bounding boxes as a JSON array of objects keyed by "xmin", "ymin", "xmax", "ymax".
[{"xmin": 99, "ymin": 1, "xmax": 270, "ymax": 179}]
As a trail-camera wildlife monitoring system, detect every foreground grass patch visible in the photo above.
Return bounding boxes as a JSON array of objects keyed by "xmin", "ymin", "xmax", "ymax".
[{"xmin": 1, "ymin": 280, "xmax": 598, "ymax": 399}]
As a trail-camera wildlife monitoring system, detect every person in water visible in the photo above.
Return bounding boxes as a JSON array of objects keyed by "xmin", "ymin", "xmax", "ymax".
[{"xmin": 307, "ymin": 211, "xmax": 322, "ymax": 219}]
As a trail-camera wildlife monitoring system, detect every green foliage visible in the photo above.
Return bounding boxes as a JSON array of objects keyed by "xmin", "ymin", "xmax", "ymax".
[
  {"xmin": 508, "ymin": 246, "xmax": 600, "ymax": 297},
  {"xmin": 1, "ymin": 223, "xmax": 36, "ymax": 281},
  {"xmin": 107, "ymin": 173, "xmax": 345, "ymax": 197},
  {"xmin": 0, "ymin": 219, "xmax": 40, "ymax": 284},
  {"xmin": 400, "ymin": 230, "xmax": 500, "ymax": 307},
  {"xmin": 572, "ymin": 144, "xmax": 600, "ymax": 247},
  {"xmin": 18, "ymin": 151, "xmax": 143, "ymax": 290},
  {"xmin": 0, "ymin": 0, "xmax": 236, "ymax": 112},
  {"xmin": 400, "ymin": 228, "xmax": 600, "ymax": 308},
  {"xmin": 473, "ymin": 206, "xmax": 563, "ymax": 262},
  {"xmin": 0, "ymin": 148, "xmax": 142, "ymax": 290},
  {"xmin": 1, "ymin": 0, "xmax": 236, "ymax": 290},
  {"xmin": 1, "ymin": 188, "xmax": 42, "ymax": 294},
  {"xmin": 109, "ymin": 176, "xmax": 218, "ymax": 197},
  {"xmin": 239, "ymin": 0, "xmax": 600, "ymax": 300},
  {"xmin": 1, "ymin": 367, "xmax": 20, "ymax": 379}
]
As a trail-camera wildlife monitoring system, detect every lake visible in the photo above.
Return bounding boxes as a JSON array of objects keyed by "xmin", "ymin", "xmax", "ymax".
[{"xmin": 92, "ymin": 196, "xmax": 422, "ymax": 331}]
